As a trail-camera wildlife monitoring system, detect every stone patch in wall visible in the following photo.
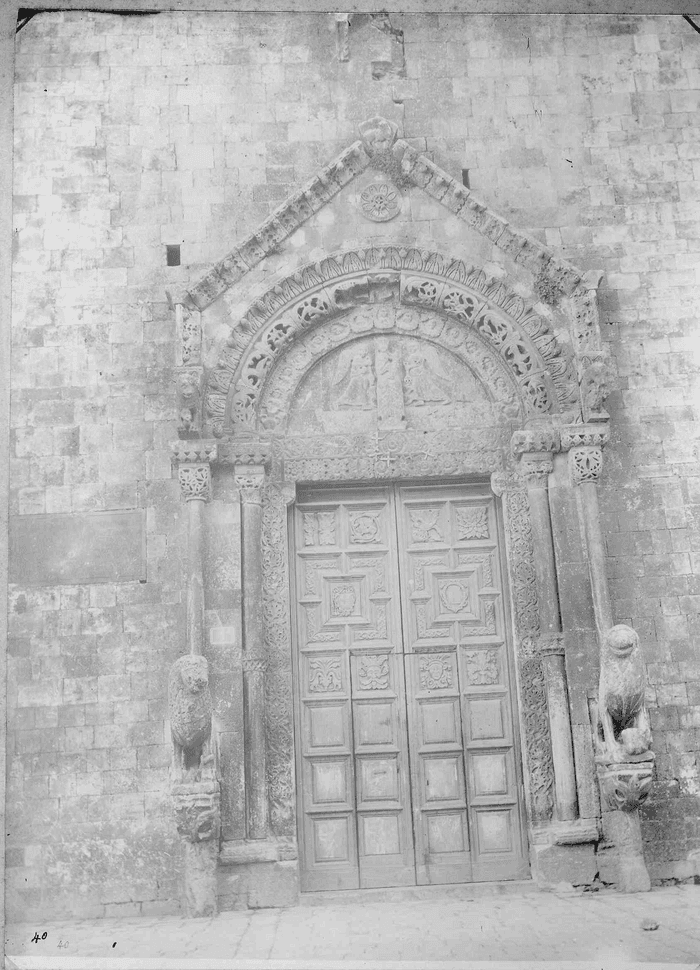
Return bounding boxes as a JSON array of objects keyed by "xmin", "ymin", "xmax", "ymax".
[{"xmin": 9, "ymin": 510, "xmax": 146, "ymax": 586}]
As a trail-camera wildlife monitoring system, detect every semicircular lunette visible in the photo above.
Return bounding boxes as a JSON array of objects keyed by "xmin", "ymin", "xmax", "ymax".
[
  {"xmin": 253, "ymin": 304, "xmax": 524, "ymax": 437},
  {"xmin": 203, "ymin": 248, "xmax": 581, "ymax": 438}
]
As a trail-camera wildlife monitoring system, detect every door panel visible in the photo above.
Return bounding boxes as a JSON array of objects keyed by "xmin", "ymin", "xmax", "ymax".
[{"xmin": 293, "ymin": 482, "xmax": 528, "ymax": 892}]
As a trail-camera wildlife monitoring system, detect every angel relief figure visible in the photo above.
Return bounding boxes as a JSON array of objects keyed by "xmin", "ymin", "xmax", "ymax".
[
  {"xmin": 402, "ymin": 349, "xmax": 455, "ymax": 406},
  {"xmin": 333, "ymin": 348, "xmax": 377, "ymax": 410}
]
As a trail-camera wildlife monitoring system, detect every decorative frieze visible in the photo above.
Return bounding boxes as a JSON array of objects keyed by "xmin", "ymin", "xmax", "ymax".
[
  {"xmin": 171, "ymin": 441, "xmax": 218, "ymax": 465},
  {"xmin": 511, "ymin": 428, "xmax": 560, "ymax": 457},
  {"xmin": 560, "ymin": 424, "xmax": 609, "ymax": 451}
]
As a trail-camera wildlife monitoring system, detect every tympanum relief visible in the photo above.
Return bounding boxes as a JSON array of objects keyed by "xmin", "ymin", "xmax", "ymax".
[{"xmin": 266, "ymin": 305, "xmax": 501, "ymax": 438}]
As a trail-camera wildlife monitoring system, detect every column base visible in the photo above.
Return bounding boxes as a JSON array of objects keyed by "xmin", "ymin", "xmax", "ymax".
[
  {"xmin": 530, "ymin": 841, "xmax": 598, "ymax": 887},
  {"xmin": 182, "ymin": 840, "xmax": 219, "ymax": 917},
  {"xmin": 217, "ymin": 858, "xmax": 300, "ymax": 911}
]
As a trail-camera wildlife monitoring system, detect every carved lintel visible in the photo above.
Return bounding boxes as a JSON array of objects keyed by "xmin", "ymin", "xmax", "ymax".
[
  {"xmin": 518, "ymin": 453, "xmax": 554, "ymax": 488},
  {"xmin": 511, "ymin": 428, "xmax": 560, "ymax": 457},
  {"xmin": 560, "ymin": 424, "xmax": 609, "ymax": 452},
  {"xmin": 596, "ymin": 760, "xmax": 655, "ymax": 813},
  {"xmin": 568, "ymin": 446, "xmax": 603, "ymax": 486},
  {"xmin": 172, "ymin": 780, "xmax": 221, "ymax": 843},
  {"xmin": 539, "ymin": 632, "xmax": 565, "ymax": 657},
  {"xmin": 171, "ymin": 440, "xmax": 218, "ymax": 465}
]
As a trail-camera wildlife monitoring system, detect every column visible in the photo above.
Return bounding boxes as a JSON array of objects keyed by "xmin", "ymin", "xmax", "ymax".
[
  {"xmin": 562, "ymin": 425, "xmax": 654, "ymax": 893},
  {"xmin": 562, "ymin": 429, "xmax": 613, "ymax": 637},
  {"xmin": 170, "ymin": 441, "xmax": 220, "ymax": 917},
  {"xmin": 234, "ymin": 456, "xmax": 269, "ymax": 841},
  {"xmin": 514, "ymin": 441, "xmax": 578, "ymax": 822}
]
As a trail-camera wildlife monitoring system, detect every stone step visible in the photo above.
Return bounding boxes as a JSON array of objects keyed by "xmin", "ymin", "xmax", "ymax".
[{"xmin": 300, "ymin": 878, "xmax": 538, "ymax": 907}]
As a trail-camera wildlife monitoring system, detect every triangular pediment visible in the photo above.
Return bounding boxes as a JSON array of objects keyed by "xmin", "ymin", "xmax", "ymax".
[{"xmin": 178, "ymin": 116, "xmax": 594, "ymax": 313}]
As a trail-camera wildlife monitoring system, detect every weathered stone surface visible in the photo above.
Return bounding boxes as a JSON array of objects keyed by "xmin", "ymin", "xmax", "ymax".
[
  {"xmin": 530, "ymin": 843, "xmax": 598, "ymax": 888},
  {"xmin": 7, "ymin": 9, "xmax": 700, "ymax": 920},
  {"xmin": 9, "ymin": 511, "xmax": 146, "ymax": 585}
]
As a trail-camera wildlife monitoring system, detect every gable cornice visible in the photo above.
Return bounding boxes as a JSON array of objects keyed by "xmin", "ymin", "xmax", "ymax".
[{"xmin": 177, "ymin": 116, "xmax": 595, "ymax": 313}]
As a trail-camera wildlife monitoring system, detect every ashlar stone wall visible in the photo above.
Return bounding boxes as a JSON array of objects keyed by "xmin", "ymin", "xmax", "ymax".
[{"xmin": 8, "ymin": 10, "xmax": 700, "ymax": 919}]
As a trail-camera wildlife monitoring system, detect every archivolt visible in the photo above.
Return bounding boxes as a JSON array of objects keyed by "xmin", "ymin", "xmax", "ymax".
[{"xmin": 203, "ymin": 247, "xmax": 582, "ymax": 438}]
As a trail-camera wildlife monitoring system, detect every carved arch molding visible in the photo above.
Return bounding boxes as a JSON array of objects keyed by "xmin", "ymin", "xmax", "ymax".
[{"xmin": 176, "ymin": 244, "xmax": 609, "ymax": 842}]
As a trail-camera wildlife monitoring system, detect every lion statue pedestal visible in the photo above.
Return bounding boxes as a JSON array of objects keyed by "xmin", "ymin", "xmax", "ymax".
[{"xmin": 595, "ymin": 625, "xmax": 655, "ymax": 893}]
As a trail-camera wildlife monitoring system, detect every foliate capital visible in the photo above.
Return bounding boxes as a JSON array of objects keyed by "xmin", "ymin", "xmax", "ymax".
[
  {"xmin": 171, "ymin": 440, "xmax": 217, "ymax": 502},
  {"xmin": 234, "ymin": 467, "xmax": 265, "ymax": 505},
  {"xmin": 569, "ymin": 446, "xmax": 603, "ymax": 486},
  {"xmin": 490, "ymin": 470, "xmax": 521, "ymax": 498},
  {"xmin": 178, "ymin": 463, "xmax": 212, "ymax": 502},
  {"xmin": 518, "ymin": 453, "xmax": 554, "ymax": 488}
]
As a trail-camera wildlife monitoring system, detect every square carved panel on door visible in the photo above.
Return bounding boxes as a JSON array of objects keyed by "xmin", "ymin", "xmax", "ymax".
[
  {"xmin": 307, "ymin": 704, "xmax": 348, "ymax": 749},
  {"xmin": 355, "ymin": 701, "xmax": 395, "ymax": 747},
  {"xmin": 311, "ymin": 760, "xmax": 349, "ymax": 805}
]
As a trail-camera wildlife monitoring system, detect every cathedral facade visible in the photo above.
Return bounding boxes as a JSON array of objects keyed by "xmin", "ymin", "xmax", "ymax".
[{"xmin": 6, "ymin": 9, "xmax": 700, "ymax": 919}]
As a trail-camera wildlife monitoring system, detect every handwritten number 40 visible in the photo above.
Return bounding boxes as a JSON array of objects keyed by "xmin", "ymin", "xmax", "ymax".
[{"xmin": 31, "ymin": 933, "xmax": 48, "ymax": 942}]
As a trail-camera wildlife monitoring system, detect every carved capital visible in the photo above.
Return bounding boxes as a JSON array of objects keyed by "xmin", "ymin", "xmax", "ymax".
[
  {"xmin": 172, "ymin": 781, "xmax": 221, "ymax": 843},
  {"xmin": 538, "ymin": 632, "xmax": 565, "ymax": 657},
  {"xmin": 518, "ymin": 453, "xmax": 554, "ymax": 488},
  {"xmin": 235, "ymin": 470, "xmax": 264, "ymax": 505},
  {"xmin": 596, "ymin": 761, "xmax": 655, "ymax": 813},
  {"xmin": 178, "ymin": 463, "xmax": 212, "ymax": 502},
  {"xmin": 560, "ymin": 424, "xmax": 609, "ymax": 452},
  {"xmin": 569, "ymin": 446, "xmax": 603, "ymax": 486},
  {"xmin": 511, "ymin": 428, "xmax": 560, "ymax": 457},
  {"xmin": 490, "ymin": 470, "xmax": 520, "ymax": 497}
]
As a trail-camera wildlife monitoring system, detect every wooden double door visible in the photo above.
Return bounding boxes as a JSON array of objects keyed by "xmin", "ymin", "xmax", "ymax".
[{"xmin": 292, "ymin": 483, "xmax": 528, "ymax": 891}]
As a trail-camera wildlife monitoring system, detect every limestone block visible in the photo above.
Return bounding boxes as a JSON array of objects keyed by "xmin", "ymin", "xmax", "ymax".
[{"xmin": 530, "ymin": 843, "xmax": 597, "ymax": 887}]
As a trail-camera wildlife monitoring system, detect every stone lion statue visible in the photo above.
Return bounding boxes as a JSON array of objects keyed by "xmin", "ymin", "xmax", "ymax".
[
  {"xmin": 168, "ymin": 654, "xmax": 213, "ymax": 772},
  {"xmin": 598, "ymin": 624, "xmax": 652, "ymax": 763}
]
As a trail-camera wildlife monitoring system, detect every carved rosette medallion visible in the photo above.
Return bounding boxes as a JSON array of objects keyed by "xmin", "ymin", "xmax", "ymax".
[
  {"xmin": 331, "ymin": 584, "xmax": 357, "ymax": 617},
  {"xmin": 456, "ymin": 506, "xmax": 489, "ymax": 539},
  {"xmin": 359, "ymin": 180, "xmax": 401, "ymax": 222}
]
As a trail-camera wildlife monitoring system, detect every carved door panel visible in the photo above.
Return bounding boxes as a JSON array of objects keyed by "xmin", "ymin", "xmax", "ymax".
[
  {"xmin": 292, "ymin": 482, "xmax": 527, "ymax": 892},
  {"xmin": 397, "ymin": 484, "xmax": 528, "ymax": 883},
  {"xmin": 293, "ymin": 487, "xmax": 415, "ymax": 892}
]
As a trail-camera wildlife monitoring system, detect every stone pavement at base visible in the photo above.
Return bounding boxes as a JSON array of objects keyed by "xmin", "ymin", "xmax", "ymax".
[{"xmin": 6, "ymin": 884, "xmax": 700, "ymax": 970}]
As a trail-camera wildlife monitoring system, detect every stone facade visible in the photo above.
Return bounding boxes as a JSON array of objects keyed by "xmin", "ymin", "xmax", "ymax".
[{"xmin": 7, "ymin": 10, "xmax": 700, "ymax": 920}]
